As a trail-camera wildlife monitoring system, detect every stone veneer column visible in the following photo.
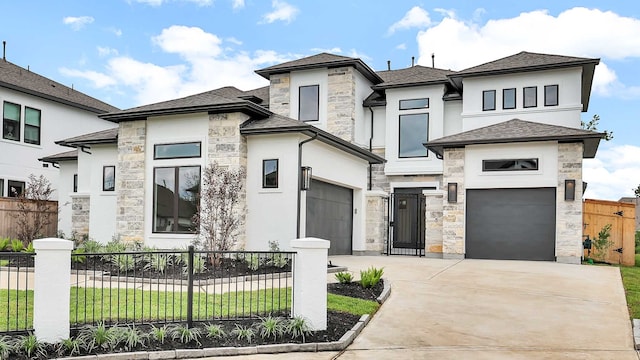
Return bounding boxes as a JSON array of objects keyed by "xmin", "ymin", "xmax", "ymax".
[
  {"xmin": 364, "ymin": 190, "xmax": 388, "ymax": 255},
  {"xmin": 208, "ymin": 112, "xmax": 249, "ymax": 249},
  {"xmin": 116, "ymin": 120, "xmax": 146, "ymax": 244},
  {"xmin": 556, "ymin": 142, "xmax": 583, "ymax": 264},
  {"xmin": 70, "ymin": 195, "xmax": 90, "ymax": 238},
  {"xmin": 327, "ymin": 67, "xmax": 356, "ymax": 142},
  {"xmin": 269, "ymin": 73, "xmax": 290, "ymax": 118},
  {"xmin": 442, "ymin": 148, "xmax": 465, "ymax": 259},
  {"xmin": 425, "ymin": 192, "xmax": 444, "ymax": 258}
]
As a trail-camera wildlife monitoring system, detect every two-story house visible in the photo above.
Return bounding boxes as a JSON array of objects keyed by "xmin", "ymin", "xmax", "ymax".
[{"xmin": 46, "ymin": 51, "xmax": 603, "ymax": 264}]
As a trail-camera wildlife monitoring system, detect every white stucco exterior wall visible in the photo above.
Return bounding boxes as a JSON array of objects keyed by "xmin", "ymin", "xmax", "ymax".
[
  {"xmin": 86, "ymin": 144, "xmax": 118, "ymax": 244},
  {"xmin": 289, "ymin": 69, "xmax": 328, "ymax": 129},
  {"xmin": 353, "ymin": 71, "xmax": 375, "ymax": 147},
  {"xmin": 443, "ymin": 100, "xmax": 463, "ymax": 136},
  {"xmin": 56, "ymin": 160, "xmax": 77, "ymax": 238}
]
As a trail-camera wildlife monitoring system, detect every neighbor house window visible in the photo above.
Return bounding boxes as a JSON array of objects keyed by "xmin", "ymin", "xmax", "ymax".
[
  {"xmin": 24, "ymin": 107, "xmax": 41, "ymax": 145},
  {"xmin": 299, "ymin": 85, "xmax": 319, "ymax": 121},
  {"xmin": 153, "ymin": 166, "xmax": 200, "ymax": 233},
  {"xmin": 399, "ymin": 98, "xmax": 429, "ymax": 110},
  {"xmin": 399, "ymin": 113, "xmax": 429, "ymax": 158},
  {"xmin": 3, "ymin": 102, "xmax": 20, "ymax": 141},
  {"xmin": 73, "ymin": 174, "xmax": 78, "ymax": 193},
  {"xmin": 483, "ymin": 158, "xmax": 539, "ymax": 171},
  {"xmin": 0, "ymin": 179, "xmax": 4, "ymax": 197},
  {"xmin": 503, "ymin": 88, "xmax": 516, "ymax": 109},
  {"xmin": 154, "ymin": 142, "xmax": 201, "ymax": 159},
  {"xmin": 545, "ymin": 85, "xmax": 559, "ymax": 106},
  {"xmin": 263, "ymin": 159, "xmax": 278, "ymax": 188},
  {"xmin": 482, "ymin": 90, "xmax": 496, "ymax": 111},
  {"xmin": 8, "ymin": 180, "xmax": 25, "ymax": 197},
  {"xmin": 523, "ymin": 86, "xmax": 537, "ymax": 108},
  {"xmin": 103, "ymin": 166, "xmax": 115, "ymax": 191}
]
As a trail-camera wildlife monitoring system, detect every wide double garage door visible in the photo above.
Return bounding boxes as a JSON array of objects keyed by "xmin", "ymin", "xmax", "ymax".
[
  {"xmin": 305, "ymin": 180, "xmax": 353, "ymax": 255},
  {"xmin": 466, "ymin": 188, "xmax": 556, "ymax": 261}
]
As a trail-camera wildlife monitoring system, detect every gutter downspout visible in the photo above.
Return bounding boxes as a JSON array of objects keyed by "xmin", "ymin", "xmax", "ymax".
[
  {"xmin": 296, "ymin": 132, "xmax": 319, "ymax": 238},
  {"xmin": 367, "ymin": 106, "xmax": 374, "ymax": 191}
]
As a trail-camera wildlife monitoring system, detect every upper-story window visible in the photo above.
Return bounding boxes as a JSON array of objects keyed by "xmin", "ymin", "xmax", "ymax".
[
  {"xmin": 503, "ymin": 88, "xmax": 516, "ymax": 109},
  {"xmin": 103, "ymin": 166, "xmax": 115, "ymax": 192},
  {"xmin": 3, "ymin": 102, "xmax": 21, "ymax": 142},
  {"xmin": 399, "ymin": 113, "xmax": 429, "ymax": 158},
  {"xmin": 544, "ymin": 85, "xmax": 559, "ymax": 106},
  {"xmin": 262, "ymin": 159, "xmax": 278, "ymax": 188},
  {"xmin": 154, "ymin": 142, "xmax": 201, "ymax": 159},
  {"xmin": 483, "ymin": 158, "xmax": 539, "ymax": 171},
  {"xmin": 0, "ymin": 179, "xmax": 4, "ymax": 196},
  {"xmin": 24, "ymin": 107, "xmax": 41, "ymax": 145},
  {"xmin": 399, "ymin": 98, "xmax": 429, "ymax": 110},
  {"xmin": 299, "ymin": 85, "xmax": 319, "ymax": 121},
  {"xmin": 523, "ymin": 86, "xmax": 537, "ymax": 108},
  {"xmin": 482, "ymin": 90, "xmax": 496, "ymax": 111}
]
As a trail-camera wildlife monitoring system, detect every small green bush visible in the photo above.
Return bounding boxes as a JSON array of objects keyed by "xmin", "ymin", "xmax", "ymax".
[
  {"xmin": 360, "ymin": 267, "xmax": 384, "ymax": 289},
  {"xmin": 204, "ymin": 323, "xmax": 226, "ymax": 339},
  {"xmin": 245, "ymin": 253, "xmax": 261, "ymax": 271},
  {"xmin": 170, "ymin": 324, "xmax": 202, "ymax": 345},
  {"xmin": 16, "ymin": 333, "xmax": 47, "ymax": 358},
  {"xmin": 10, "ymin": 239, "xmax": 24, "ymax": 252},
  {"xmin": 150, "ymin": 325, "xmax": 169, "ymax": 344},
  {"xmin": 335, "ymin": 271, "xmax": 353, "ymax": 284},
  {"xmin": 56, "ymin": 337, "xmax": 85, "ymax": 357},
  {"xmin": 257, "ymin": 315, "xmax": 285, "ymax": 340},
  {"xmin": 0, "ymin": 335, "xmax": 14, "ymax": 359},
  {"xmin": 231, "ymin": 324, "xmax": 255, "ymax": 343},
  {"xmin": 0, "ymin": 237, "xmax": 10, "ymax": 252},
  {"xmin": 286, "ymin": 316, "xmax": 312, "ymax": 342}
]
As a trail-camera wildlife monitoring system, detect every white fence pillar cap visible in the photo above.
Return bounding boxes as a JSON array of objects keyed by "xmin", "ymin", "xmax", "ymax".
[
  {"xmin": 290, "ymin": 237, "xmax": 330, "ymax": 249},
  {"xmin": 33, "ymin": 238, "xmax": 74, "ymax": 250}
]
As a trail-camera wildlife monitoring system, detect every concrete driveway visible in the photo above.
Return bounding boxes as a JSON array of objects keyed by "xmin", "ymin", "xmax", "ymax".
[{"xmin": 205, "ymin": 256, "xmax": 638, "ymax": 360}]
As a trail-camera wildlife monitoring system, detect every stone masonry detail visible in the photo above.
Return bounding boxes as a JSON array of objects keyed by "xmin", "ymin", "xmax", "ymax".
[
  {"xmin": 425, "ymin": 193, "xmax": 444, "ymax": 257},
  {"xmin": 365, "ymin": 191, "xmax": 388, "ymax": 254},
  {"xmin": 327, "ymin": 67, "xmax": 356, "ymax": 142},
  {"xmin": 116, "ymin": 120, "xmax": 146, "ymax": 243},
  {"xmin": 269, "ymin": 73, "xmax": 290, "ymax": 118},
  {"xmin": 556, "ymin": 142, "xmax": 584, "ymax": 264},
  {"xmin": 71, "ymin": 195, "xmax": 90, "ymax": 238},
  {"xmin": 442, "ymin": 148, "xmax": 465, "ymax": 257}
]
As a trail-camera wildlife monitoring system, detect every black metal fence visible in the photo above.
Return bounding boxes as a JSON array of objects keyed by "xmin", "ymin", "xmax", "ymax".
[
  {"xmin": 70, "ymin": 246, "xmax": 294, "ymax": 329},
  {"xmin": 0, "ymin": 252, "xmax": 35, "ymax": 334},
  {"xmin": 385, "ymin": 193, "xmax": 426, "ymax": 256}
]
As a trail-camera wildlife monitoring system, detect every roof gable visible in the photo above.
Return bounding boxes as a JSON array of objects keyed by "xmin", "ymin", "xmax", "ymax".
[{"xmin": 373, "ymin": 65, "xmax": 456, "ymax": 89}]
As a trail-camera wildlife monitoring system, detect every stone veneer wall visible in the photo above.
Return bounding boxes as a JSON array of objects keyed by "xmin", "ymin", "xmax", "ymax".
[
  {"xmin": 269, "ymin": 73, "xmax": 290, "ymax": 118},
  {"xmin": 364, "ymin": 190, "xmax": 388, "ymax": 254},
  {"xmin": 327, "ymin": 67, "xmax": 356, "ymax": 142},
  {"xmin": 441, "ymin": 148, "xmax": 465, "ymax": 258},
  {"xmin": 555, "ymin": 142, "xmax": 584, "ymax": 264},
  {"xmin": 71, "ymin": 195, "xmax": 90, "ymax": 238},
  {"xmin": 208, "ymin": 112, "xmax": 249, "ymax": 249},
  {"xmin": 116, "ymin": 120, "xmax": 146, "ymax": 244},
  {"xmin": 425, "ymin": 192, "xmax": 444, "ymax": 257}
]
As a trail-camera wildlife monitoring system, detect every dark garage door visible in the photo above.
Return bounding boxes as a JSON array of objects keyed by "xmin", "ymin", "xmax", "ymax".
[
  {"xmin": 306, "ymin": 179, "xmax": 353, "ymax": 255},
  {"xmin": 466, "ymin": 188, "xmax": 556, "ymax": 261}
]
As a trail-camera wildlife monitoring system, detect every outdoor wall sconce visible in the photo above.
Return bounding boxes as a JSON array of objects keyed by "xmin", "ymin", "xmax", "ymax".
[
  {"xmin": 301, "ymin": 166, "xmax": 312, "ymax": 191},
  {"xmin": 564, "ymin": 179, "xmax": 575, "ymax": 201},
  {"xmin": 447, "ymin": 182, "xmax": 458, "ymax": 203}
]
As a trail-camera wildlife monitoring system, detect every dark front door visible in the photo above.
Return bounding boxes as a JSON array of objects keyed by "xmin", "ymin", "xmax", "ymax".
[
  {"xmin": 391, "ymin": 188, "xmax": 427, "ymax": 253},
  {"xmin": 305, "ymin": 179, "xmax": 353, "ymax": 255}
]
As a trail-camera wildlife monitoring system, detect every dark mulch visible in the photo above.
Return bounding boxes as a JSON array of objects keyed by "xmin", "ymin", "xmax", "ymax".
[{"xmin": 327, "ymin": 280, "xmax": 384, "ymax": 302}]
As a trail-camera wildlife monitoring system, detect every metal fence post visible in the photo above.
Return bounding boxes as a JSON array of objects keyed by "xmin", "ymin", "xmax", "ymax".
[
  {"xmin": 33, "ymin": 238, "xmax": 74, "ymax": 343},
  {"xmin": 186, "ymin": 245, "xmax": 194, "ymax": 328},
  {"xmin": 290, "ymin": 237, "xmax": 330, "ymax": 331}
]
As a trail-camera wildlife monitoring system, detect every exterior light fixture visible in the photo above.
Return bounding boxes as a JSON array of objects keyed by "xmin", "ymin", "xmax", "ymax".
[
  {"xmin": 447, "ymin": 182, "xmax": 457, "ymax": 203},
  {"xmin": 301, "ymin": 166, "xmax": 312, "ymax": 191},
  {"xmin": 564, "ymin": 179, "xmax": 575, "ymax": 201}
]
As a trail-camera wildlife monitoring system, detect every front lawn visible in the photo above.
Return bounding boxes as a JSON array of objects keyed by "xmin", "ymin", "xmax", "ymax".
[{"xmin": 619, "ymin": 254, "xmax": 640, "ymax": 319}]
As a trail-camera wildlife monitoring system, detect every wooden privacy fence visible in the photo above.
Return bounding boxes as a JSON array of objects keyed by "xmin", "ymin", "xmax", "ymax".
[
  {"xmin": 0, "ymin": 197, "xmax": 58, "ymax": 240},
  {"xmin": 583, "ymin": 199, "xmax": 636, "ymax": 266}
]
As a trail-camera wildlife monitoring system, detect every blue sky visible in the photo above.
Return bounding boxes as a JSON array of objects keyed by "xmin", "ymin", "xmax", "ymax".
[{"xmin": 2, "ymin": 1, "xmax": 639, "ymax": 200}]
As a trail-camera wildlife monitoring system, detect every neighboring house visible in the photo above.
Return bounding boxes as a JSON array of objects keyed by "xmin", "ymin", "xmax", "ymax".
[
  {"xmin": 0, "ymin": 57, "xmax": 119, "ymax": 236},
  {"xmin": 619, "ymin": 197, "xmax": 640, "ymax": 230},
  {"xmin": 45, "ymin": 51, "xmax": 604, "ymax": 264}
]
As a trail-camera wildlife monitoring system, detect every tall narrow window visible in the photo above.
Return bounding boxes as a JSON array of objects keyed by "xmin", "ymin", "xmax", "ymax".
[
  {"xmin": 482, "ymin": 90, "xmax": 496, "ymax": 111},
  {"xmin": 544, "ymin": 85, "xmax": 559, "ymax": 106},
  {"xmin": 523, "ymin": 86, "xmax": 537, "ymax": 108},
  {"xmin": 299, "ymin": 85, "xmax": 319, "ymax": 121},
  {"xmin": 3, "ymin": 102, "xmax": 20, "ymax": 141},
  {"xmin": 263, "ymin": 159, "xmax": 278, "ymax": 188},
  {"xmin": 153, "ymin": 166, "xmax": 200, "ymax": 233},
  {"xmin": 103, "ymin": 166, "xmax": 115, "ymax": 191},
  {"xmin": 503, "ymin": 88, "xmax": 516, "ymax": 109},
  {"xmin": 8, "ymin": 180, "xmax": 25, "ymax": 197},
  {"xmin": 0, "ymin": 179, "xmax": 4, "ymax": 197},
  {"xmin": 24, "ymin": 107, "xmax": 41, "ymax": 145},
  {"xmin": 73, "ymin": 174, "xmax": 78, "ymax": 192},
  {"xmin": 399, "ymin": 113, "xmax": 429, "ymax": 158}
]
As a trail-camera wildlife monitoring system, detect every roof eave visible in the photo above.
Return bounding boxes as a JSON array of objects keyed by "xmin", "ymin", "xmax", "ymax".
[
  {"xmin": 255, "ymin": 59, "xmax": 383, "ymax": 84},
  {"xmin": 371, "ymin": 79, "xmax": 448, "ymax": 90},
  {"xmin": 100, "ymin": 102, "xmax": 271, "ymax": 122}
]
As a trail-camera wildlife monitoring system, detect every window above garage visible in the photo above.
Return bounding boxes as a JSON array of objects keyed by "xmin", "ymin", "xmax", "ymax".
[{"xmin": 482, "ymin": 158, "xmax": 539, "ymax": 171}]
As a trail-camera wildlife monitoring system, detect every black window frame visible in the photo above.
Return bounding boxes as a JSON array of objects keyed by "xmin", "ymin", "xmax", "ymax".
[
  {"xmin": 102, "ymin": 166, "xmax": 115, "ymax": 191},
  {"xmin": 482, "ymin": 90, "xmax": 496, "ymax": 111},
  {"xmin": 398, "ymin": 113, "xmax": 429, "ymax": 158},
  {"xmin": 0, "ymin": 179, "xmax": 4, "ymax": 197},
  {"xmin": 154, "ymin": 142, "xmax": 202, "ymax": 160},
  {"xmin": 24, "ymin": 106, "xmax": 41, "ymax": 145},
  {"xmin": 544, "ymin": 84, "xmax": 559, "ymax": 106},
  {"xmin": 262, "ymin": 159, "xmax": 279, "ymax": 188},
  {"xmin": 298, "ymin": 84, "xmax": 320, "ymax": 122},
  {"xmin": 73, "ymin": 174, "xmax": 78, "ymax": 193},
  {"xmin": 523, "ymin": 86, "xmax": 537, "ymax": 108},
  {"xmin": 8, "ymin": 180, "xmax": 25, "ymax": 197},
  {"xmin": 3, "ymin": 101, "xmax": 21, "ymax": 142},
  {"xmin": 152, "ymin": 165, "xmax": 201, "ymax": 234},
  {"xmin": 502, "ymin": 88, "xmax": 516, "ymax": 110},
  {"xmin": 482, "ymin": 158, "xmax": 539, "ymax": 172},
  {"xmin": 399, "ymin": 98, "xmax": 429, "ymax": 110}
]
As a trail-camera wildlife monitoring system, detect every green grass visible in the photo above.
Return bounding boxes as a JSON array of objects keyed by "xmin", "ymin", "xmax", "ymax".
[
  {"xmin": 619, "ymin": 253, "xmax": 640, "ymax": 319},
  {"xmin": 0, "ymin": 289, "xmax": 34, "ymax": 331},
  {"xmin": 328, "ymin": 293, "xmax": 379, "ymax": 316}
]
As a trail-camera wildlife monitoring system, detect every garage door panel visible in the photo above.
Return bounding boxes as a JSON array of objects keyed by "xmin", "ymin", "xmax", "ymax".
[{"xmin": 305, "ymin": 180, "xmax": 353, "ymax": 255}]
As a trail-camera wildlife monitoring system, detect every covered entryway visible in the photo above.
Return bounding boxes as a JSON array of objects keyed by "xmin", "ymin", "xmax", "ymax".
[
  {"xmin": 466, "ymin": 188, "xmax": 556, "ymax": 261},
  {"xmin": 305, "ymin": 179, "xmax": 353, "ymax": 255}
]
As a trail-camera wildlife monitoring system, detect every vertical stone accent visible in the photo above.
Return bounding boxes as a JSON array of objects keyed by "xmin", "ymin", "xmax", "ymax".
[
  {"xmin": 442, "ymin": 148, "xmax": 465, "ymax": 258},
  {"xmin": 369, "ymin": 148, "xmax": 388, "ymax": 192},
  {"xmin": 71, "ymin": 195, "xmax": 90, "ymax": 238},
  {"xmin": 116, "ymin": 120, "xmax": 146, "ymax": 244},
  {"xmin": 556, "ymin": 142, "xmax": 583, "ymax": 264},
  {"xmin": 269, "ymin": 73, "xmax": 290, "ymax": 118},
  {"xmin": 327, "ymin": 67, "xmax": 356, "ymax": 142},
  {"xmin": 365, "ymin": 191, "xmax": 388, "ymax": 254},
  {"xmin": 425, "ymin": 193, "xmax": 444, "ymax": 257},
  {"xmin": 208, "ymin": 112, "xmax": 249, "ymax": 249}
]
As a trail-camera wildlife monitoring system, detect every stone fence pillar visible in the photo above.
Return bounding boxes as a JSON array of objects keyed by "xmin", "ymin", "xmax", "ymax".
[
  {"xmin": 290, "ymin": 237, "xmax": 330, "ymax": 331},
  {"xmin": 33, "ymin": 238, "xmax": 73, "ymax": 343}
]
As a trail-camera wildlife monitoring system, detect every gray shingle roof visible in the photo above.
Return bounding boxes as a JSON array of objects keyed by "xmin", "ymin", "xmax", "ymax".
[
  {"xmin": 56, "ymin": 127, "xmax": 118, "ymax": 147},
  {"xmin": 0, "ymin": 59, "xmax": 119, "ymax": 113},
  {"xmin": 425, "ymin": 119, "xmax": 604, "ymax": 158},
  {"xmin": 38, "ymin": 149, "xmax": 78, "ymax": 164},
  {"xmin": 373, "ymin": 65, "xmax": 455, "ymax": 89}
]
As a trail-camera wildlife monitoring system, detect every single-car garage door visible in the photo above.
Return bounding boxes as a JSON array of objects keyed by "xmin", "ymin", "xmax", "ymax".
[
  {"xmin": 305, "ymin": 179, "xmax": 353, "ymax": 255},
  {"xmin": 466, "ymin": 188, "xmax": 556, "ymax": 261}
]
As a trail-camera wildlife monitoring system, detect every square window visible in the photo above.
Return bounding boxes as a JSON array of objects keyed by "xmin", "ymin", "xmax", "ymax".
[
  {"xmin": 3, "ymin": 102, "xmax": 21, "ymax": 142},
  {"xmin": 263, "ymin": 159, "xmax": 278, "ymax": 188},
  {"xmin": 24, "ymin": 107, "xmax": 41, "ymax": 145},
  {"xmin": 503, "ymin": 88, "xmax": 516, "ymax": 109},
  {"xmin": 545, "ymin": 85, "xmax": 558, "ymax": 106},
  {"xmin": 399, "ymin": 98, "xmax": 429, "ymax": 110},
  {"xmin": 523, "ymin": 86, "xmax": 537, "ymax": 108},
  {"xmin": 153, "ymin": 166, "xmax": 200, "ymax": 233},
  {"xmin": 399, "ymin": 113, "xmax": 429, "ymax": 158},
  {"xmin": 8, "ymin": 180, "xmax": 25, "ymax": 197},
  {"xmin": 482, "ymin": 90, "xmax": 496, "ymax": 111},
  {"xmin": 103, "ymin": 166, "xmax": 115, "ymax": 191},
  {"xmin": 299, "ymin": 85, "xmax": 319, "ymax": 121}
]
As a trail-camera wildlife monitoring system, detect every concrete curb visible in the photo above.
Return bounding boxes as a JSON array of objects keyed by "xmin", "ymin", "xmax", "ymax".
[
  {"xmin": 376, "ymin": 277, "xmax": 391, "ymax": 304},
  {"xmin": 633, "ymin": 319, "xmax": 640, "ymax": 350}
]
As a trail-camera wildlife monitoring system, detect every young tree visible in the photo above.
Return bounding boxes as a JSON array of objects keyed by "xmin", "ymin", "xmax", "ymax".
[
  {"xmin": 634, "ymin": 184, "xmax": 640, "ymax": 198},
  {"xmin": 10, "ymin": 174, "xmax": 56, "ymax": 244},
  {"xmin": 581, "ymin": 114, "xmax": 613, "ymax": 140}
]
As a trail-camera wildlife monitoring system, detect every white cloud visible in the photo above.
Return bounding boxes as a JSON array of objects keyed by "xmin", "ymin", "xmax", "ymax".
[
  {"xmin": 59, "ymin": 68, "xmax": 117, "ymax": 88},
  {"xmin": 346, "ymin": 49, "xmax": 371, "ymax": 61},
  {"xmin": 388, "ymin": 6, "xmax": 431, "ymax": 35},
  {"xmin": 62, "ymin": 16, "xmax": 95, "ymax": 31},
  {"xmin": 226, "ymin": 37, "xmax": 243, "ymax": 45},
  {"xmin": 310, "ymin": 47, "xmax": 342, "ymax": 54},
  {"xmin": 396, "ymin": 43, "xmax": 407, "ymax": 50},
  {"xmin": 153, "ymin": 25, "xmax": 223, "ymax": 59},
  {"xmin": 108, "ymin": 27, "xmax": 123, "ymax": 37},
  {"xmin": 97, "ymin": 46, "xmax": 119, "ymax": 57},
  {"xmin": 260, "ymin": 0, "xmax": 298, "ymax": 24},
  {"xmin": 131, "ymin": 0, "xmax": 212, "ymax": 6},
  {"xmin": 231, "ymin": 0, "xmax": 244, "ymax": 9},
  {"xmin": 583, "ymin": 145, "xmax": 640, "ymax": 200}
]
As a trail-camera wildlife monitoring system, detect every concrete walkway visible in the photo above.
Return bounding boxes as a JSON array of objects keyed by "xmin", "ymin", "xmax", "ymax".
[{"xmin": 204, "ymin": 256, "xmax": 638, "ymax": 360}]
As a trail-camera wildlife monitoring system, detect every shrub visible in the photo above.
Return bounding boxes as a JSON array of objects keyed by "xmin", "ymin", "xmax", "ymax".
[
  {"xmin": 79, "ymin": 322, "xmax": 119, "ymax": 352},
  {"xmin": 170, "ymin": 324, "xmax": 202, "ymax": 345},
  {"xmin": 0, "ymin": 335, "xmax": 14, "ymax": 359},
  {"xmin": 56, "ymin": 337, "xmax": 85, "ymax": 357},
  {"xmin": 267, "ymin": 241, "xmax": 289, "ymax": 268},
  {"xmin": 82, "ymin": 240, "xmax": 104, "ymax": 254},
  {"xmin": 111, "ymin": 253, "xmax": 136, "ymax": 272},
  {"xmin": 360, "ymin": 267, "xmax": 384, "ymax": 288},
  {"xmin": 182, "ymin": 255, "xmax": 207, "ymax": 275},
  {"xmin": 144, "ymin": 253, "xmax": 171, "ymax": 274},
  {"xmin": 0, "ymin": 237, "xmax": 10, "ymax": 252},
  {"xmin": 22, "ymin": 242, "xmax": 35, "ymax": 253},
  {"xmin": 231, "ymin": 324, "xmax": 255, "ymax": 343},
  {"xmin": 335, "ymin": 271, "xmax": 353, "ymax": 284},
  {"xmin": 10, "ymin": 239, "xmax": 24, "ymax": 252},
  {"xmin": 593, "ymin": 224, "xmax": 614, "ymax": 262},
  {"xmin": 286, "ymin": 316, "xmax": 312, "ymax": 342},
  {"xmin": 257, "ymin": 315, "xmax": 285, "ymax": 340},
  {"xmin": 245, "ymin": 253, "xmax": 261, "ymax": 271},
  {"xmin": 150, "ymin": 325, "xmax": 170, "ymax": 344},
  {"xmin": 120, "ymin": 325, "xmax": 147, "ymax": 351},
  {"xmin": 204, "ymin": 323, "xmax": 226, "ymax": 339},
  {"xmin": 15, "ymin": 333, "xmax": 47, "ymax": 358}
]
